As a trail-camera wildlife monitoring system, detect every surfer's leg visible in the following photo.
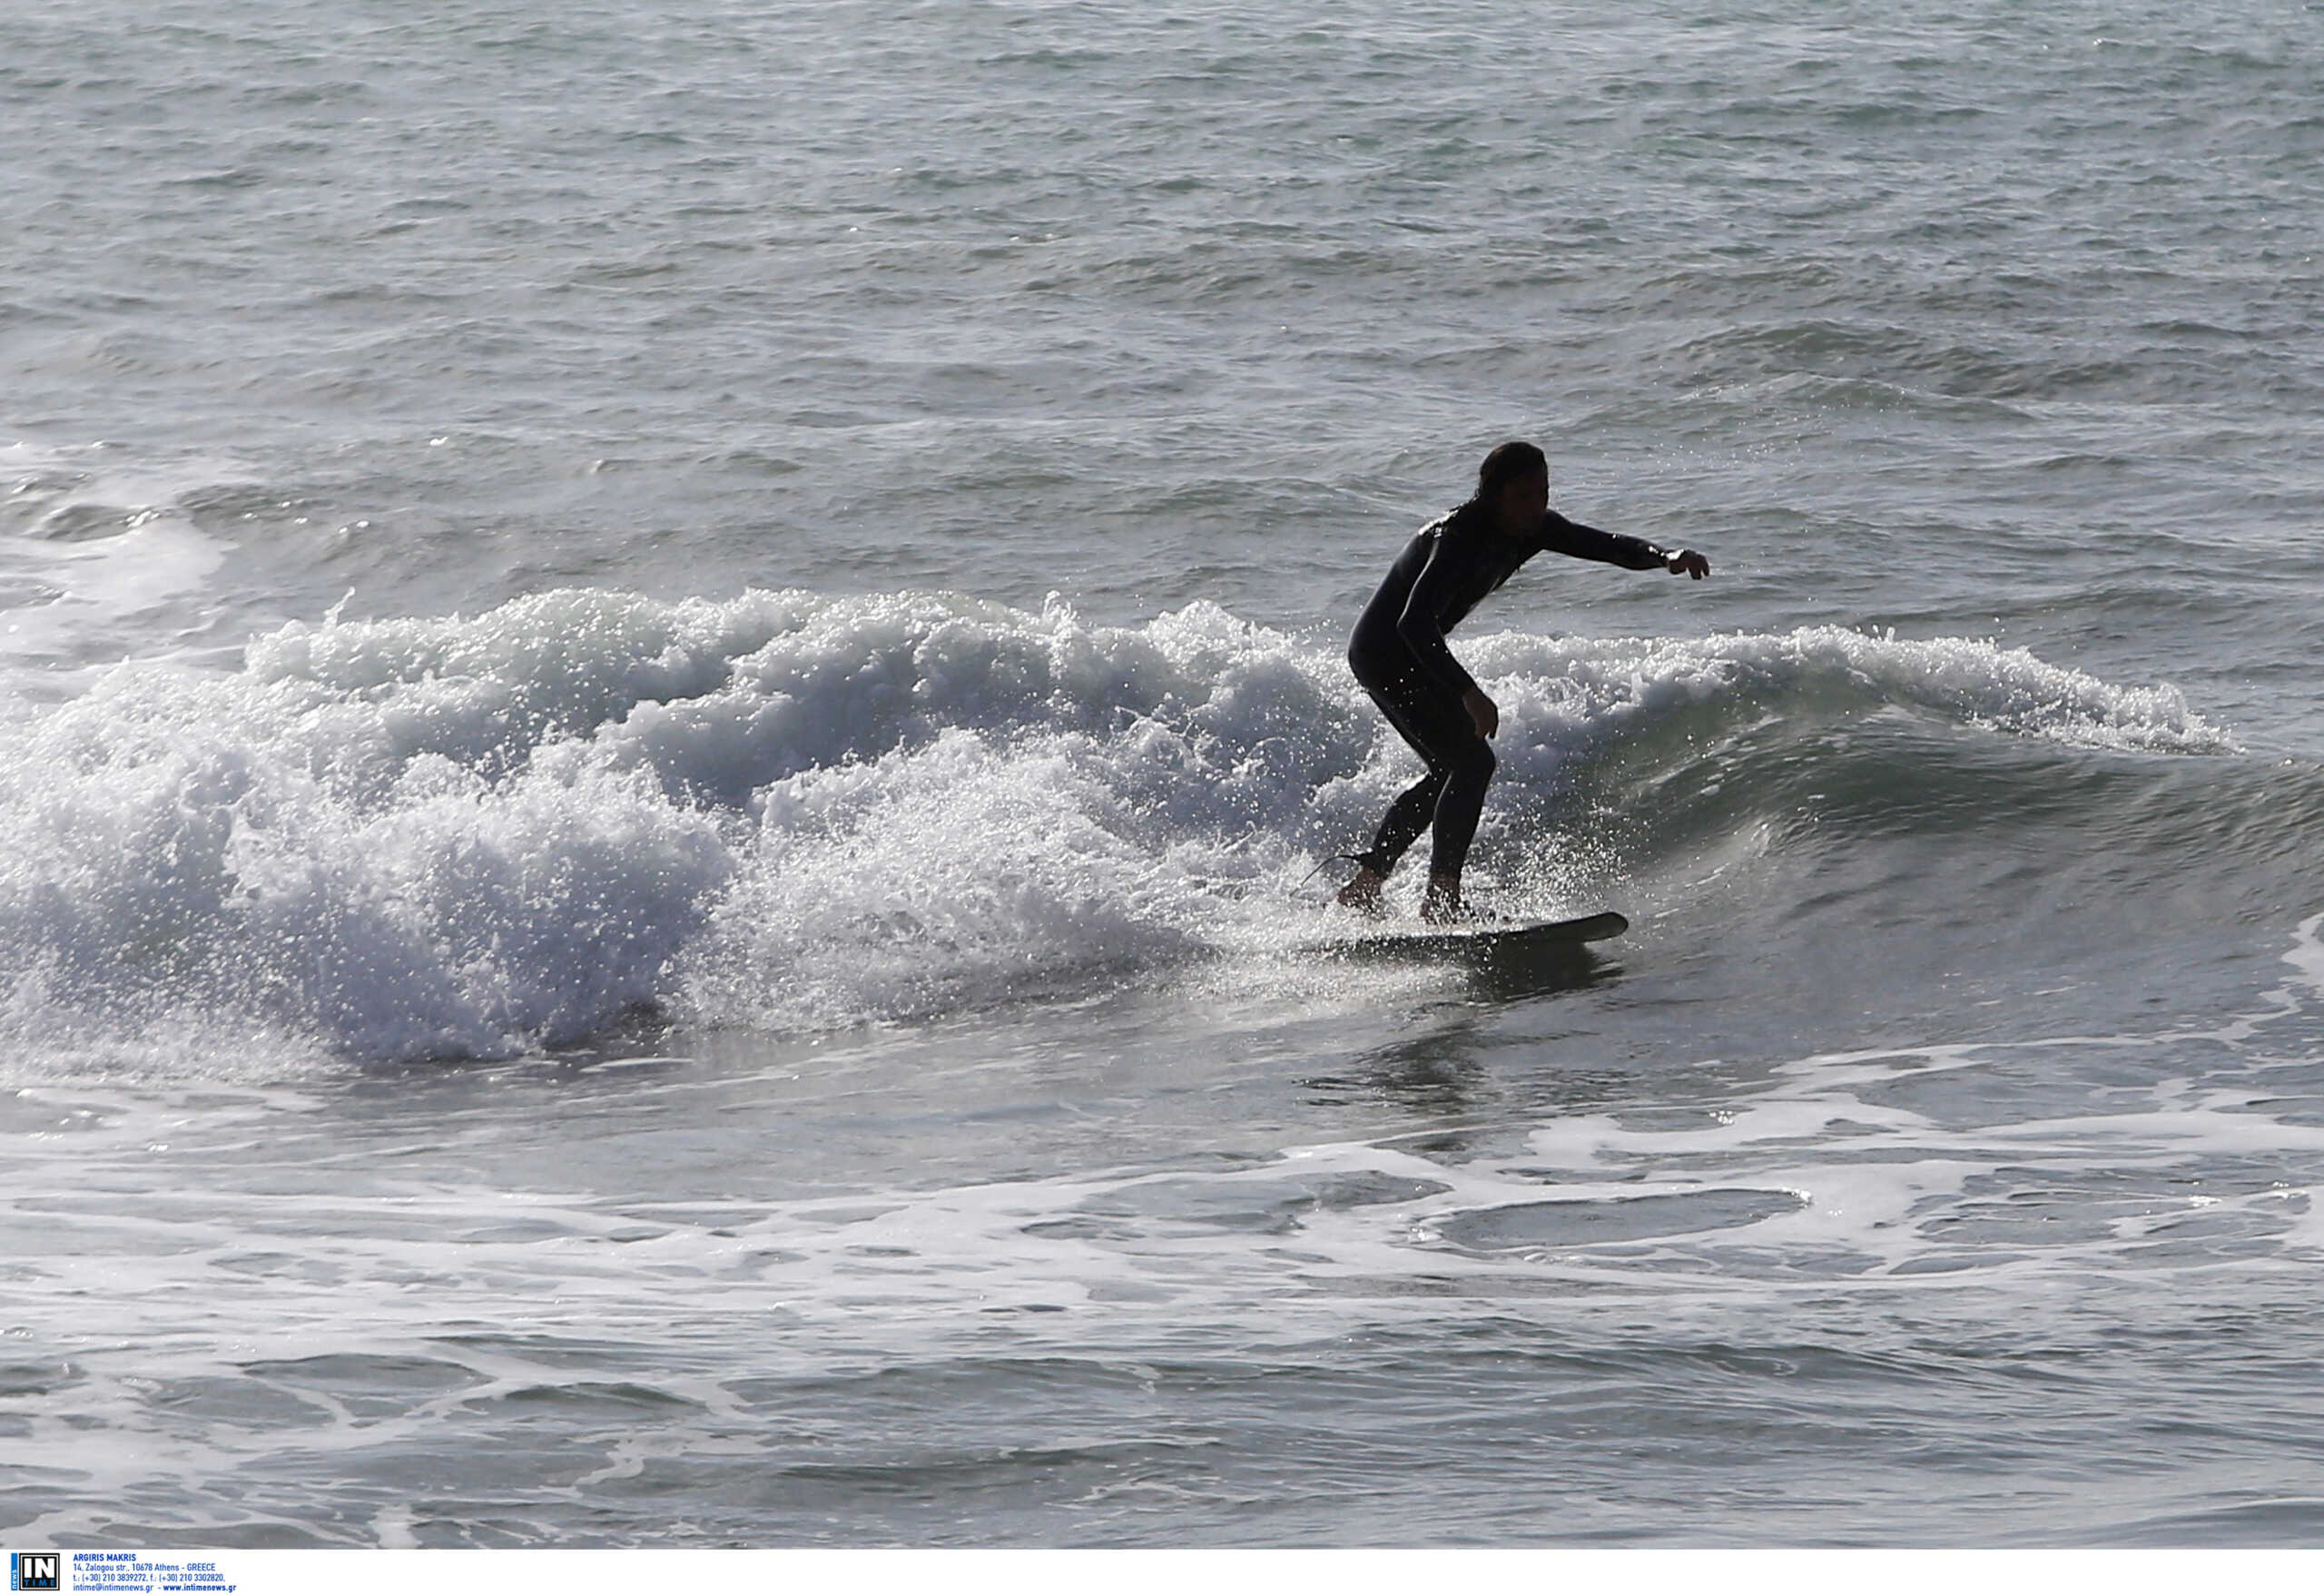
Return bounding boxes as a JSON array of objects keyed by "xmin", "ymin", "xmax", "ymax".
[
  {"xmin": 1342, "ymin": 677, "xmax": 1453, "ymax": 897},
  {"xmin": 1420, "ymin": 732, "xmax": 1493, "ymax": 922},
  {"xmin": 1344, "ymin": 673, "xmax": 1492, "ymax": 921},
  {"xmin": 1360, "ymin": 768, "xmax": 1449, "ymax": 874},
  {"xmin": 1373, "ymin": 678, "xmax": 1492, "ymax": 885},
  {"xmin": 1428, "ymin": 732, "xmax": 1494, "ymax": 875},
  {"xmin": 1336, "ymin": 767, "xmax": 1443, "ymax": 911}
]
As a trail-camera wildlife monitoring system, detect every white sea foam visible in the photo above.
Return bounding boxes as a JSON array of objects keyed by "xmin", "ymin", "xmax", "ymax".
[
  {"xmin": 0, "ymin": 589, "xmax": 2242, "ymax": 1066},
  {"xmin": 15, "ymin": 1020, "xmax": 2321, "ymax": 1388}
]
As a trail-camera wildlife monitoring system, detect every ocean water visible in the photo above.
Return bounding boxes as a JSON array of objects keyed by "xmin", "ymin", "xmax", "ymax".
[{"xmin": 5, "ymin": 0, "xmax": 2324, "ymax": 1548}]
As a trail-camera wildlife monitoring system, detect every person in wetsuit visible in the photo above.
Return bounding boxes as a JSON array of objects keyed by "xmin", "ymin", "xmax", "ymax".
[{"xmin": 1338, "ymin": 441, "xmax": 1711, "ymax": 923}]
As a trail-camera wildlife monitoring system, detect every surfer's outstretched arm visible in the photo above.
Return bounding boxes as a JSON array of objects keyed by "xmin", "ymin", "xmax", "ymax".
[{"xmin": 1541, "ymin": 512, "xmax": 1710, "ymax": 578}]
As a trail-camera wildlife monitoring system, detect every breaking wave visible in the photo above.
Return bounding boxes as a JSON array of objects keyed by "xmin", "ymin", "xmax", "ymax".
[{"xmin": 0, "ymin": 587, "xmax": 2240, "ymax": 1067}]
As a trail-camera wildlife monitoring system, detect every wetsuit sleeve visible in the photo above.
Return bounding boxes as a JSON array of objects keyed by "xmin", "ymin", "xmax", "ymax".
[
  {"xmin": 1540, "ymin": 511, "xmax": 1669, "ymax": 571},
  {"xmin": 1394, "ymin": 535, "xmax": 1482, "ymax": 699}
]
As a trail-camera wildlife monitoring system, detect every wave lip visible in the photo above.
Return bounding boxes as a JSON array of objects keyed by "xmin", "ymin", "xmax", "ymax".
[{"xmin": 1472, "ymin": 624, "xmax": 2237, "ymax": 759}]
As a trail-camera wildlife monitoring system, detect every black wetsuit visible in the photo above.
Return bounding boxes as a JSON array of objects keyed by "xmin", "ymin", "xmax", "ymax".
[{"xmin": 1346, "ymin": 501, "xmax": 1672, "ymax": 881}]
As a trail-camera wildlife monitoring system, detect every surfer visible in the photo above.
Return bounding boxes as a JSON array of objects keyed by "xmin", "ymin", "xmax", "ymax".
[{"xmin": 1337, "ymin": 441, "xmax": 1710, "ymax": 923}]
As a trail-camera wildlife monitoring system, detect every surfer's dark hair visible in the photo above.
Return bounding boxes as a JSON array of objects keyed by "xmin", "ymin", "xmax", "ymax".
[{"xmin": 1469, "ymin": 440, "xmax": 1547, "ymax": 507}]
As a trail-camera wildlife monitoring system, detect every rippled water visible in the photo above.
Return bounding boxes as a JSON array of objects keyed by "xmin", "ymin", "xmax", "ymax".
[{"xmin": 5, "ymin": 0, "xmax": 2324, "ymax": 1548}]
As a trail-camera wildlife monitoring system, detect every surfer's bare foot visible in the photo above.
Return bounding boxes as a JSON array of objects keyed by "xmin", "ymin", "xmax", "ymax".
[
  {"xmin": 1421, "ymin": 872, "xmax": 1463, "ymax": 925},
  {"xmin": 1336, "ymin": 863, "xmax": 1387, "ymax": 917},
  {"xmin": 1421, "ymin": 875, "xmax": 1502, "ymax": 925}
]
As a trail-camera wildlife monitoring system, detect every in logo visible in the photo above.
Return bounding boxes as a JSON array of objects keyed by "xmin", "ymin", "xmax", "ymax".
[{"xmin": 9, "ymin": 1554, "xmax": 59, "ymax": 1593}]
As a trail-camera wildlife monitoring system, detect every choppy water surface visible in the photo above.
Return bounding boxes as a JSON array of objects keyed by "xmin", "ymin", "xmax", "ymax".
[{"xmin": 4, "ymin": 0, "xmax": 2324, "ymax": 1547}]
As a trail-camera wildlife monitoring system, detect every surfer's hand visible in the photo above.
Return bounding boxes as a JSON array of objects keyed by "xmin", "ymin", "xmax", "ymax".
[
  {"xmin": 1665, "ymin": 548, "xmax": 1710, "ymax": 579},
  {"xmin": 1462, "ymin": 686, "xmax": 1499, "ymax": 740}
]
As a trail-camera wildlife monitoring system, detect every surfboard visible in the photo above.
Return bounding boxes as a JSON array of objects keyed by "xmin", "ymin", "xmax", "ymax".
[{"xmin": 1316, "ymin": 910, "xmax": 1629, "ymax": 962}]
